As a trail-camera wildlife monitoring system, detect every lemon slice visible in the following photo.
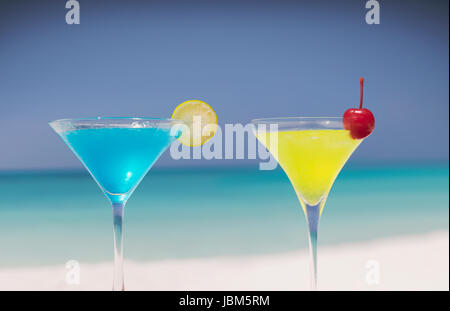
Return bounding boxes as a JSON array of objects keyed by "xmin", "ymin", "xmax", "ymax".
[{"xmin": 171, "ymin": 100, "xmax": 218, "ymax": 147}]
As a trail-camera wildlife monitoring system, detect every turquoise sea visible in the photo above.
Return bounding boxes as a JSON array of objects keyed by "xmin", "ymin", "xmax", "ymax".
[{"xmin": 0, "ymin": 163, "xmax": 448, "ymax": 267}]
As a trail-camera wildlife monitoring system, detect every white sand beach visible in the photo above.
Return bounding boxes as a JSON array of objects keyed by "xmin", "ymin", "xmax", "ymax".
[{"xmin": 0, "ymin": 231, "xmax": 448, "ymax": 291}]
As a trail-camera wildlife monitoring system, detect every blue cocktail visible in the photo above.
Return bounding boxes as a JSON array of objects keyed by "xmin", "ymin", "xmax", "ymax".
[{"xmin": 50, "ymin": 118, "xmax": 184, "ymax": 290}]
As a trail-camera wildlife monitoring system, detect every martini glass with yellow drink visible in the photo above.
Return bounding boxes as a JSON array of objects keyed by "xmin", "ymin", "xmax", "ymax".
[{"xmin": 252, "ymin": 78, "xmax": 375, "ymax": 289}]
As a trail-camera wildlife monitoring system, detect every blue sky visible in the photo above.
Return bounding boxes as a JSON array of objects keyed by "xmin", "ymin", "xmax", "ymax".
[{"xmin": 0, "ymin": 0, "xmax": 448, "ymax": 170}]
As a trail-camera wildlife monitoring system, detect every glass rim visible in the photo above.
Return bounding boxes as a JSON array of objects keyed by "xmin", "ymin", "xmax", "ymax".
[
  {"xmin": 251, "ymin": 117, "xmax": 345, "ymax": 131},
  {"xmin": 49, "ymin": 117, "xmax": 184, "ymax": 123},
  {"xmin": 251, "ymin": 117, "xmax": 342, "ymax": 124},
  {"xmin": 49, "ymin": 117, "xmax": 186, "ymax": 133}
]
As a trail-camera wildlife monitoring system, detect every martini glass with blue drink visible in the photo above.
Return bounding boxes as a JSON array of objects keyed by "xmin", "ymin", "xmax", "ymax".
[{"xmin": 49, "ymin": 117, "xmax": 185, "ymax": 291}]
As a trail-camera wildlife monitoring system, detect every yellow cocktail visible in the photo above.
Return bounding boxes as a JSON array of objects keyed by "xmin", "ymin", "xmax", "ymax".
[
  {"xmin": 257, "ymin": 129, "xmax": 361, "ymax": 211},
  {"xmin": 253, "ymin": 117, "xmax": 364, "ymax": 290}
]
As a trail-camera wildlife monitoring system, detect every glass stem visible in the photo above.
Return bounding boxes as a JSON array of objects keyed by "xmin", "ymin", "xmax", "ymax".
[
  {"xmin": 112, "ymin": 202, "xmax": 125, "ymax": 291},
  {"xmin": 305, "ymin": 202, "xmax": 320, "ymax": 290}
]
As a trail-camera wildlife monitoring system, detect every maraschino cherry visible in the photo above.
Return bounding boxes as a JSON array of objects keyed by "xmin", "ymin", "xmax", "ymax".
[{"xmin": 343, "ymin": 77, "xmax": 375, "ymax": 139}]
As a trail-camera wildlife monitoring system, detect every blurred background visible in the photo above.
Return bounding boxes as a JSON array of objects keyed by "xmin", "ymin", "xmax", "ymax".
[{"xmin": 0, "ymin": 0, "xmax": 448, "ymax": 272}]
